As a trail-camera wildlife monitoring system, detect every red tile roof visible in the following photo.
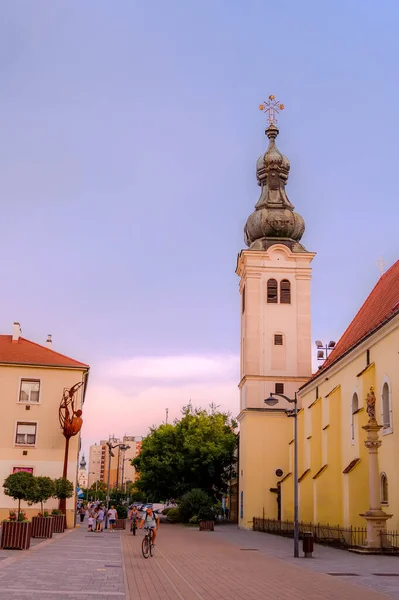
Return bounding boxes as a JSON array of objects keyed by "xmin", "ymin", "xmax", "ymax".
[
  {"xmin": 0, "ymin": 336, "xmax": 89, "ymax": 369},
  {"xmin": 307, "ymin": 259, "xmax": 399, "ymax": 384}
]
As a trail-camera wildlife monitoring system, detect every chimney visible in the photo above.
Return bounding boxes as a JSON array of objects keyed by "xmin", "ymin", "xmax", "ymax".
[
  {"xmin": 12, "ymin": 322, "xmax": 21, "ymax": 342},
  {"xmin": 46, "ymin": 334, "xmax": 52, "ymax": 348}
]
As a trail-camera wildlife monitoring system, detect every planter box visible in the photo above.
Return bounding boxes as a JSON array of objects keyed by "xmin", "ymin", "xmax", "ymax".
[
  {"xmin": 199, "ymin": 521, "xmax": 214, "ymax": 531},
  {"xmin": 114, "ymin": 519, "xmax": 127, "ymax": 530},
  {"xmin": 1, "ymin": 521, "xmax": 32, "ymax": 550},
  {"xmin": 52, "ymin": 515, "xmax": 66, "ymax": 533},
  {"xmin": 32, "ymin": 516, "xmax": 53, "ymax": 539}
]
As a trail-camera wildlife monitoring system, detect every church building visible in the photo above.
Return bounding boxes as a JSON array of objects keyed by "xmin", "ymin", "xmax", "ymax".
[{"xmin": 237, "ymin": 101, "xmax": 399, "ymax": 542}]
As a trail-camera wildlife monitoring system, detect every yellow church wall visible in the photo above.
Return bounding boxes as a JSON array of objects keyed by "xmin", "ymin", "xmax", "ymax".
[{"xmin": 239, "ymin": 410, "xmax": 291, "ymax": 529}]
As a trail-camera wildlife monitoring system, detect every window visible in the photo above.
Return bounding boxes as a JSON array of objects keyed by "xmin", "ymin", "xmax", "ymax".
[
  {"xmin": 275, "ymin": 383, "xmax": 284, "ymax": 394},
  {"xmin": 267, "ymin": 279, "xmax": 278, "ymax": 303},
  {"xmin": 242, "ymin": 286, "xmax": 246, "ymax": 314},
  {"xmin": 381, "ymin": 472, "xmax": 388, "ymax": 505},
  {"xmin": 315, "ymin": 386, "xmax": 319, "ymax": 400},
  {"xmin": 274, "ymin": 334, "xmax": 283, "ymax": 346},
  {"xmin": 15, "ymin": 422, "xmax": 37, "ymax": 445},
  {"xmin": 382, "ymin": 382, "xmax": 392, "ymax": 430},
  {"xmin": 351, "ymin": 393, "xmax": 359, "ymax": 443},
  {"xmin": 366, "ymin": 349, "xmax": 370, "ymax": 366},
  {"xmin": 19, "ymin": 380, "xmax": 40, "ymax": 403},
  {"xmin": 280, "ymin": 280, "xmax": 291, "ymax": 304}
]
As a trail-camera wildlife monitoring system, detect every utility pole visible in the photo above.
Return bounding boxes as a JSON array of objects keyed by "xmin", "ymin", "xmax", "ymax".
[{"xmin": 165, "ymin": 408, "xmax": 169, "ymax": 424}]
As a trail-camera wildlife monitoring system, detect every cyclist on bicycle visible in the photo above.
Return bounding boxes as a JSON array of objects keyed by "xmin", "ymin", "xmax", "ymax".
[
  {"xmin": 139, "ymin": 507, "xmax": 159, "ymax": 545},
  {"xmin": 129, "ymin": 506, "xmax": 140, "ymax": 531}
]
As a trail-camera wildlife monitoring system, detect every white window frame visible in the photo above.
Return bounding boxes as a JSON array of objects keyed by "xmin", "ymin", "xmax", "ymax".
[
  {"xmin": 381, "ymin": 376, "xmax": 393, "ymax": 435},
  {"xmin": 17, "ymin": 378, "xmax": 42, "ymax": 404},
  {"xmin": 14, "ymin": 421, "xmax": 38, "ymax": 447}
]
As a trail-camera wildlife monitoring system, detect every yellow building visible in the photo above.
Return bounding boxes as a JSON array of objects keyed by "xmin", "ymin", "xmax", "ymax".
[
  {"xmin": 281, "ymin": 260, "xmax": 399, "ymax": 531},
  {"xmin": 0, "ymin": 323, "xmax": 89, "ymax": 527}
]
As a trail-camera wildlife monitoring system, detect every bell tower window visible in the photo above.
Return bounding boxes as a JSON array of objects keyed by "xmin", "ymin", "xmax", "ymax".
[
  {"xmin": 267, "ymin": 279, "xmax": 278, "ymax": 303},
  {"xmin": 280, "ymin": 280, "xmax": 291, "ymax": 304}
]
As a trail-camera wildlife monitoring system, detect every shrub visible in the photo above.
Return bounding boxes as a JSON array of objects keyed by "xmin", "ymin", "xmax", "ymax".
[
  {"xmin": 166, "ymin": 507, "xmax": 181, "ymax": 523},
  {"xmin": 51, "ymin": 509, "xmax": 63, "ymax": 516},
  {"xmin": 179, "ymin": 488, "xmax": 212, "ymax": 523},
  {"xmin": 53, "ymin": 478, "xmax": 74, "ymax": 501},
  {"xmin": 198, "ymin": 505, "xmax": 216, "ymax": 522},
  {"xmin": 30, "ymin": 476, "xmax": 55, "ymax": 514},
  {"xmin": 114, "ymin": 505, "xmax": 128, "ymax": 519},
  {"xmin": 188, "ymin": 515, "xmax": 199, "ymax": 525}
]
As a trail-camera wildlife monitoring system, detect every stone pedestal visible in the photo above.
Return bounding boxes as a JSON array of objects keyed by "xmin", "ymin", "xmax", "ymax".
[{"xmin": 360, "ymin": 415, "xmax": 392, "ymax": 549}]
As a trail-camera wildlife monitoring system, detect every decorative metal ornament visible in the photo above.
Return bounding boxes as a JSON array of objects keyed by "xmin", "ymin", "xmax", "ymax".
[{"xmin": 259, "ymin": 94, "xmax": 285, "ymax": 125}]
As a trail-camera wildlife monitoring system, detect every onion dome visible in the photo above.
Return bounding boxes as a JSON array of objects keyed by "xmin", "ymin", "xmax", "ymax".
[{"xmin": 244, "ymin": 124, "xmax": 306, "ymax": 251}]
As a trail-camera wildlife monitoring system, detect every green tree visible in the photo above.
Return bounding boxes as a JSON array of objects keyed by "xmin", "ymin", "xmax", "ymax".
[
  {"xmin": 30, "ymin": 476, "xmax": 55, "ymax": 514},
  {"xmin": 3, "ymin": 472, "xmax": 38, "ymax": 514},
  {"xmin": 133, "ymin": 404, "xmax": 237, "ymax": 500},
  {"xmin": 53, "ymin": 478, "xmax": 74, "ymax": 502}
]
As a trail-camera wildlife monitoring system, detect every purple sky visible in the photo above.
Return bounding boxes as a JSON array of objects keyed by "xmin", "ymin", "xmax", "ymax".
[{"xmin": 0, "ymin": 1, "xmax": 397, "ymax": 456}]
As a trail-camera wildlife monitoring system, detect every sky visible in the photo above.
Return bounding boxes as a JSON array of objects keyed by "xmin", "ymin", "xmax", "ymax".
[{"xmin": 0, "ymin": 1, "xmax": 397, "ymax": 457}]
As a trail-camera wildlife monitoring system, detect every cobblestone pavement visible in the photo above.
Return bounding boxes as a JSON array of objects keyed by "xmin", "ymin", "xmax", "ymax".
[
  {"xmin": 122, "ymin": 524, "xmax": 398, "ymax": 600},
  {"xmin": 0, "ymin": 525, "xmax": 125, "ymax": 600}
]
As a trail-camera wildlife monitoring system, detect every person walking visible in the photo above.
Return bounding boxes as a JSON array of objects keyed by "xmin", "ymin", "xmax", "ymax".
[
  {"xmin": 96, "ymin": 505, "xmax": 105, "ymax": 532},
  {"xmin": 79, "ymin": 505, "xmax": 86, "ymax": 524},
  {"xmin": 108, "ymin": 505, "xmax": 118, "ymax": 532}
]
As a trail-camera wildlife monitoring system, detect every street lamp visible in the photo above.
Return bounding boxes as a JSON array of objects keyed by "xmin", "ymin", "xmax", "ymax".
[
  {"xmin": 105, "ymin": 441, "xmax": 130, "ymax": 528},
  {"xmin": 264, "ymin": 391, "xmax": 299, "ymax": 558}
]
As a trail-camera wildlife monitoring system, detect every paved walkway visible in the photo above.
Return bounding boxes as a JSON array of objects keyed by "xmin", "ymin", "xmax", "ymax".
[
  {"xmin": 122, "ymin": 524, "xmax": 398, "ymax": 600},
  {"xmin": 0, "ymin": 525, "xmax": 125, "ymax": 600},
  {"xmin": 1, "ymin": 523, "xmax": 399, "ymax": 599}
]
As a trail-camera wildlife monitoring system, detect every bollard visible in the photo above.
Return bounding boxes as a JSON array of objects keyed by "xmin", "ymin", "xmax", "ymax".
[{"xmin": 303, "ymin": 531, "xmax": 314, "ymax": 558}]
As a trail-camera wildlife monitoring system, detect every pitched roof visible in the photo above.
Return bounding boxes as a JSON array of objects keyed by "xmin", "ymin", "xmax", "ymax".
[
  {"xmin": 0, "ymin": 336, "xmax": 89, "ymax": 369},
  {"xmin": 306, "ymin": 259, "xmax": 399, "ymax": 385}
]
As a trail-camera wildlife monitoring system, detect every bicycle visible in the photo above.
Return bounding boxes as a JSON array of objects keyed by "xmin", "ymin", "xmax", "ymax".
[
  {"xmin": 130, "ymin": 518, "xmax": 138, "ymax": 536},
  {"xmin": 141, "ymin": 527, "xmax": 155, "ymax": 558}
]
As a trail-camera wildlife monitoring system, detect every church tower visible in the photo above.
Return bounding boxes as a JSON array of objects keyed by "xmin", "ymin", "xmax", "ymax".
[{"xmin": 237, "ymin": 101, "xmax": 315, "ymax": 528}]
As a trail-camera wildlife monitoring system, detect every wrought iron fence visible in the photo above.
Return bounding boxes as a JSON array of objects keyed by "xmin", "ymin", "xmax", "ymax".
[
  {"xmin": 253, "ymin": 518, "xmax": 367, "ymax": 549},
  {"xmin": 380, "ymin": 530, "xmax": 399, "ymax": 552}
]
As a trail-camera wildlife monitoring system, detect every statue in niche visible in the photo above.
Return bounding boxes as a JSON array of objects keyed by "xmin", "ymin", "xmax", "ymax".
[{"xmin": 365, "ymin": 386, "xmax": 377, "ymax": 422}]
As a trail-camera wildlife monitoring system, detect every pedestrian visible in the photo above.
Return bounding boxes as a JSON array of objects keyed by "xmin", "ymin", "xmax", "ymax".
[
  {"xmin": 88, "ymin": 514, "xmax": 94, "ymax": 532},
  {"xmin": 108, "ymin": 505, "xmax": 118, "ymax": 532},
  {"xmin": 79, "ymin": 505, "xmax": 86, "ymax": 523},
  {"xmin": 96, "ymin": 505, "xmax": 105, "ymax": 532}
]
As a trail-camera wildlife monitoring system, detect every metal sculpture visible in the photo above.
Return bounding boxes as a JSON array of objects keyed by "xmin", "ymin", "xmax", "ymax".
[{"xmin": 59, "ymin": 382, "xmax": 84, "ymax": 513}]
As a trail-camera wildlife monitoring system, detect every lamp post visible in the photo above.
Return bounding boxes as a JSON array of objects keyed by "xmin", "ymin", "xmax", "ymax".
[
  {"xmin": 120, "ymin": 449, "xmax": 131, "ymax": 494},
  {"xmin": 105, "ymin": 441, "xmax": 130, "ymax": 528},
  {"xmin": 264, "ymin": 391, "xmax": 299, "ymax": 558}
]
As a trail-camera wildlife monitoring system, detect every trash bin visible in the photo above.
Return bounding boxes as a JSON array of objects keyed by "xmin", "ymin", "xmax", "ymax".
[{"xmin": 303, "ymin": 531, "xmax": 314, "ymax": 558}]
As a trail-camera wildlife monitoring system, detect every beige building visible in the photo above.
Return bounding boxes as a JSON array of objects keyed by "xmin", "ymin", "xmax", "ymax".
[
  {"xmin": 88, "ymin": 435, "xmax": 143, "ymax": 490},
  {"xmin": 0, "ymin": 323, "xmax": 89, "ymax": 527}
]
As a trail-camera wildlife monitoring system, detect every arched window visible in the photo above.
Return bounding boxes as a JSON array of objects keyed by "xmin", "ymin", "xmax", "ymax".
[
  {"xmin": 380, "ymin": 472, "xmax": 388, "ymax": 505},
  {"xmin": 382, "ymin": 382, "xmax": 392, "ymax": 430},
  {"xmin": 280, "ymin": 280, "xmax": 291, "ymax": 304},
  {"xmin": 274, "ymin": 334, "xmax": 283, "ymax": 346},
  {"xmin": 351, "ymin": 393, "xmax": 359, "ymax": 443},
  {"xmin": 267, "ymin": 279, "xmax": 278, "ymax": 303}
]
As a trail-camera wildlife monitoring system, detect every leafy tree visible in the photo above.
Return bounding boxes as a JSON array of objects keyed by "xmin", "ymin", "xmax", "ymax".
[
  {"xmin": 179, "ymin": 488, "xmax": 213, "ymax": 522},
  {"xmin": 30, "ymin": 476, "xmax": 55, "ymax": 514},
  {"xmin": 53, "ymin": 478, "xmax": 74, "ymax": 501},
  {"xmin": 133, "ymin": 404, "xmax": 237, "ymax": 500},
  {"xmin": 3, "ymin": 472, "xmax": 38, "ymax": 514}
]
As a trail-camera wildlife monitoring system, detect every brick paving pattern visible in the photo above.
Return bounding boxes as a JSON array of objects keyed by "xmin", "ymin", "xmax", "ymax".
[
  {"xmin": 122, "ymin": 524, "xmax": 398, "ymax": 600},
  {"xmin": 0, "ymin": 526, "xmax": 125, "ymax": 600},
  {"xmin": 1, "ymin": 523, "xmax": 399, "ymax": 599}
]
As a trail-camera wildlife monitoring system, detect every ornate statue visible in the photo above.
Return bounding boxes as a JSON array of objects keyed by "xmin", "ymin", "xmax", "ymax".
[
  {"xmin": 366, "ymin": 386, "xmax": 377, "ymax": 422},
  {"xmin": 59, "ymin": 382, "xmax": 84, "ymax": 439}
]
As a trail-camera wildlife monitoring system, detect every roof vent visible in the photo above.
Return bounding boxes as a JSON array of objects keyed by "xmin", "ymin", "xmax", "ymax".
[{"xmin": 46, "ymin": 334, "xmax": 52, "ymax": 349}]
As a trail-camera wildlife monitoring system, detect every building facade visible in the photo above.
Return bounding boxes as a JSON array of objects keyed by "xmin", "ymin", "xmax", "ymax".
[
  {"xmin": 88, "ymin": 435, "xmax": 143, "ymax": 490},
  {"xmin": 0, "ymin": 323, "xmax": 89, "ymax": 527},
  {"xmin": 77, "ymin": 454, "xmax": 88, "ymax": 489},
  {"xmin": 237, "ymin": 121, "xmax": 314, "ymax": 528},
  {"xmin": 281, "ymin": 261, "xmax": 399, "ymax": 531}
]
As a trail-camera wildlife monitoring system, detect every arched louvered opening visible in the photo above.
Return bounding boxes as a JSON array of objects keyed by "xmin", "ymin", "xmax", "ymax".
[
  {"xmin": 267, "ymin": 279, "xmax": 278, "ymax": 303},
  {"xmin": 382, "ymin": 382, "xmax": 391, "ymax": 429},
  {"xmin": 280, "ymin": 279, "xmax": 291, "ymax": 304},
  {"xmin": 351, "ymin": 393, "xmax": 359, "ymax": 442}
]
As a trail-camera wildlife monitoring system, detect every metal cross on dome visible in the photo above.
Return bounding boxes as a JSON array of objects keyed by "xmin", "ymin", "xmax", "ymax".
[{"xmin": 259, "ymin": 95, "xmax": 284, "ymax": 125}]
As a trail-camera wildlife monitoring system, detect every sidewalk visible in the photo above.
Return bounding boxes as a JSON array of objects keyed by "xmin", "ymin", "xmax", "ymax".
[
  {"xmin": 122, "ymin": 524, "xmax": 397, "ymax": 600},
  {"xmin": 0, "ymin": 525, "xmax": 125, "ymax": 600}
]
